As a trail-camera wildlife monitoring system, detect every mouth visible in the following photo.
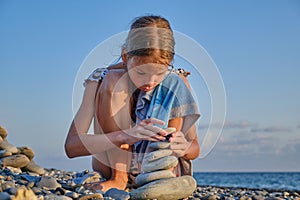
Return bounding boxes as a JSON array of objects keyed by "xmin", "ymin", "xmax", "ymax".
[{"xmin": 140, "ymin": 85, "xmax": 154, "ymax": 92}]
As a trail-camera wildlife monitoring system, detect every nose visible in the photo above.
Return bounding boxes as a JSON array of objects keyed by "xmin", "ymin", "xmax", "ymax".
[{"xmin": 144, "ymin": 75, "xmax": 156, "ymax": 86}]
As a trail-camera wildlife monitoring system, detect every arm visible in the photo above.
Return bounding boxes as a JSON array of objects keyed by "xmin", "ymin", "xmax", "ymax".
[
  {"xmin": 65, "ymin": 82, "xmax": 168, "ymax": 158},
  {"xmin": 168, "ymin": 118, "xmax": 200, "ymax": 160},
  {"xmin": 167, "ymin": 74, "xmax": 200, "ymax": 160},
  {"xmin": 64, "ymin": 82, "xmax": 127, "ymax": 158}
]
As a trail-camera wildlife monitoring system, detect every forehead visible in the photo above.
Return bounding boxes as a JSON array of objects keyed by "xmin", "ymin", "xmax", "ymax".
[
  {"xmin": 131, "ymin": 56, "xmax": 165, "ymax": 63},
  {"xmin": 129, "ymin": 56, "xmax": 168, "ymax": 69}
]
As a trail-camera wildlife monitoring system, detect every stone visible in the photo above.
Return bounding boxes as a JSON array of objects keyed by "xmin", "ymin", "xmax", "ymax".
[
  {"xmin": 130, "ymin": 175, "xmax": 197, "ymax": 200},
  {"xmin": 6, "ymin": 166, "xmax": 22, "ymax": 173},
  {"xmin": 135, "ymin": 169, "xmax": 176, "ymax": 186},
  {"xmin": 65, "ymin": 191, "xmax": 79, "ymax": 199},
  {"xmin": 24, "ymin": 160, "xmax": 45, "ymax": 175},
  {"xmin": 164, "ymin": 127, "xmax": 176, "ymax": 134},
  {"xmin": 1, "ymin": 180, "xmax": 15, "ymax": 190},
  {"xmin": 73, "ymin": 171, "xmax": 101, "ymax": 185},
  {"xmin": 78, "ymin": 193, "xmax": 103, "ymax": 200},
  {"xmin": 18, "ymin": 146, "xmax": 34, "ymax": 160},
  {"xmin": 252, "ymin": 195, "xmax": 265, "ymax": 200},
  {"xmin": 31, "ymin": 187, "xmax": 42, "ymax": 195},
  {"xmin": 0, "ymin": 150, "xmax": 12, "ymax": 158},
  {"xmin": 0, "ymin": 136, "xmax": 3, "ymax": 146},
  {"xmin": 44, "ymin": 194, "xmax": 72, "ymax": 200},
  {"xmin": 283, "ymin": 192, "xmax": 289, "ymax": 198},
  {"xmin": 55, "ymin": 187, "xmax": 66, "ymax": 195},
  {"xmin": 37, "ymin": 176, "xmax": 61, "ymax": 189},
  {"xmin": 143, "ymin": 149, "xmax": 173, "ymax": 162},
  {"xmin": 141, "ymin": 155, "xmax": 178, "ymax": 172},
  {"xmin": 0, "ymin": 154, "xmax": 30, "ymax": 168},
  {"xmin": 104, "ymin": 188, "xmax": 130, "ymax": 200},
  {"xmin": 149, "ymin": 141, "xmax": 170, "ymax": 149},
  {"xmin": 0, "ymin": 126, "xmax": 8, "ymax": 139},
  {"xmin": 0, "ymin": 192, "xmax": 10, "ymax": 200},
  {"xmin": 21, "ymin": 174, "xmax": 41, "ymax": 183},
  {"xmin": 202, "ymin": 195, "xmax": 218, "ymax": 200},
  {"xmin": 5, "ymin": 187, "xmax": 18, "ymax": 195},
  {"xmin": 0, "ymin": 140, "xmax": 18, "ymax": 154},
  {"xmin": 12, "ymin": 186, "xmax": 38, "ymax": 200},
  {"xmin": 239, "ymin": 196, "xmax": 252, "ymax": 200}
]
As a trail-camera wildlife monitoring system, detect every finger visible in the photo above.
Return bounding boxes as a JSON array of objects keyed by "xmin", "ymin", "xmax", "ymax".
[
  {"xmin": 139, "ymin": 129, "xmax": 166, "ymax": 141},
  {"xmin": 144, "ymin": 118, "xmax": 165, "ymax": 126},
  {"xmin": 143, "ymin": 124, "xmax": 168, "ymax": 136},
  {"xmin": 169, "ymin": 143, "xmax": 188, "ymax": 150},
  {"xmin": 169, "ymin": 136, "xmax": 186, "ymax": 144}
]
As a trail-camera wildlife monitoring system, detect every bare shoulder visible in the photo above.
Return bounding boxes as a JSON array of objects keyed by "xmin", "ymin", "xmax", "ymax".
[{"xmin": 101, "ymin": 69, "xmax": 128, "ymax": 92}]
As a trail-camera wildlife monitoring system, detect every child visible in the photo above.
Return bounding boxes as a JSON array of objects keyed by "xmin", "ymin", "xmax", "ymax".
[{"xmin": 65, "ymin": 15, "xmax": 200, "ymax": 192}]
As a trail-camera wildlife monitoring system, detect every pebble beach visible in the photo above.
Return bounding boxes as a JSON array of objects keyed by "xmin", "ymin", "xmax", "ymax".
[{"xmin": 1, "ymin": 125, "xmax": 299, "ymax": 200}]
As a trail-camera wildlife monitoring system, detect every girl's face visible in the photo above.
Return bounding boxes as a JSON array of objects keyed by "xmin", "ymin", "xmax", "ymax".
[{"xmin": 127, "ymin": 56, "xmax": 169, "ymax": 92}]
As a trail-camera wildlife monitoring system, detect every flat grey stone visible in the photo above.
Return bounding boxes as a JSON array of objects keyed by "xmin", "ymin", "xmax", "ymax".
[
  {"xmin": 135, "ymin": 170, "xmax": 176, "ymax": 186},
  {"xmin": 143, "ymin": 149, "xmax": 173, "ymax": 162},
  {"xmin": 0, "ymin": 192, "xmax": 10, "ymax": 200},
  {"xmin": 73, "ymin": 172, "xmax": 101, "ymax": 185},
  {"xmin": 0, "ymin": 154, "xmax": 30, "ymax": 168},
  {"xmin": 142, "ymin": 155, "xmax": 178, "ymax": 172},
  {"xmin": 24, "ymin": 160, "xmax": 45, "ymax": 175},
  {"xmin": 44, "ymin": 194, "xmax": 73, "ymax": 200},
  {"xmin": 21, "ymin": 174, "xmax": 41, "ymax": 183},
  {"xmin": 104, "ymin": 188, "xmax": 130, "ymax": 200},
  {"xmin": 149, "ymin": 141, "xmax": 170, "ymax": 149},
  {"xmin": 0, "ymin": 140, "xmax": 18, "ymax": 154},
  {"xmin": 130, "ymin": 176, "xmax": 197, "ymax": 200},
  {"xmin": 37, "ymin": 176, "xmax": 61, "ymax": 189},
  {"xmin": 18, "ymin": 146, "xmax": 35, "ymax": 160},
  {"xmin": 0, "ymin": 149, "xmax": 12, "ymax": 157}
]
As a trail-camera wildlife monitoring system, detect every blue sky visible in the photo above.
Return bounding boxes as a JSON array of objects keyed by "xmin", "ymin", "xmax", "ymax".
[{"xmin": 0, "ymin": 0, "xmax": 299, "ymax": 172}]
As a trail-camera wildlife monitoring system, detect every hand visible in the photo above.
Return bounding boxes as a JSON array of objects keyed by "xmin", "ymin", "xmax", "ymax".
[
  {"xmin": 124, "ymin": 118, "xmax": 168, "ymax": 144},
  {"xmin": 169, "ymin": 131, "xmax": 189, "ymax": 157}
]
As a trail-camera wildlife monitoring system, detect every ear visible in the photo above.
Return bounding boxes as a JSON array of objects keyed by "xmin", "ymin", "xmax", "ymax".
[{"xmin": 121, "ymin": 47, "xmax": 128, "ymax": 64}]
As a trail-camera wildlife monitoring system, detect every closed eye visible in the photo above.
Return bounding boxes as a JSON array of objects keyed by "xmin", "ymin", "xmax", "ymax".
[
  {"xmin": 157, "ymin": 72, "xmax": 166, "ymax": 75},
  {"xmin": 136, "ymin": 71, "xmax": 145, "ymax": 75}
]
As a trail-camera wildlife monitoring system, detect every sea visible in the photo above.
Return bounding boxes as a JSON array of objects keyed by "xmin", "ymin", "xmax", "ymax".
[{"xmin": 193, "ymin": 172, "xmax": 300, "ymax": 192}]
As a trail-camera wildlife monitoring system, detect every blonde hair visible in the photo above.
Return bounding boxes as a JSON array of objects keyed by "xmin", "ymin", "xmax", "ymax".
[{"xmin": 123, "ymin": 15, "xmax": 175, "ymax": 65}]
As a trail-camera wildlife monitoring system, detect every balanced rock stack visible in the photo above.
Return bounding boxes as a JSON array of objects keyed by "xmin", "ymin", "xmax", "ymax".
[
  {"xmin": 131, "ymin": 127, "xmax": 197, "ymax": 200},
  {"xmin": 0, "ymin": 126, "xmax": 45, "ymax": 176}
]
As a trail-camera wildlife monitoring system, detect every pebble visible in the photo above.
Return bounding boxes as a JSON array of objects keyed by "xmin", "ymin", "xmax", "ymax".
[
  {"xmin": 0, "ymin": 140, "xmax": 18, "ymax": 154},
  {"xmin": 135, "ymin": 169, "xmax": 176, "ymax": 186},
  {"xmin": 78, "ymin": 193, "xmax": 103, "ymax": 200},
  {"xmin": 0, "ymin": 150, "xmax": 12, "ymax": 157},
  {"xmin": 130, "ymin": 175, "xmax": 197, "ymax": 200},
  {"xmin": 13, "ymin": 186, "xmax": 38, "ymax": 200},
  {"xmin": 141, "ymin": 155, "xmax": 178, "ymax": 172},
  {"xmin": 24, "ymin": 160, "xmax": 45, "ymax": 175},
  {"xmin": 0, "ymin": 125, "xmax": 299, "ymax": 200},
  {"xmin": 37, "ymin": 176, "xmax": 61, "ymax": 189},
  {"xmin": 149, "ymin": 141, "xmax": 170, "ymax": 149},
  {"xmin": 0, "ymin": 126, "xmax": 8, "ymax": 139},
  {"xmin": 0, "ymin": 192, "xmax": 10, "ymax": 200},
  {"xmin": 104, "ymin": 188, "xmax": 130, "ymax": 200},
  {"xmin": 18, "ymin": 146, "xmax": 35, "ymax": 160},
  {"xmin": 143, "ymin": 149, "xmax": 173, "ymax": 162},
  {"xmin": 0, "ymin": 154, "xmax": 30, "ymax": 168},
  {"xmin": 73, "ymin": 171, "xmax": 102, "ymax": 185}
]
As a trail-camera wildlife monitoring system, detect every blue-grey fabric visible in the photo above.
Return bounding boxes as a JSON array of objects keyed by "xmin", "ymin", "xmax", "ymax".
[
  {"xmin": 133, "ymin": 72, "xmax": 200, "ymax": 175},
  {"xmin": 135, "ymin": 72, "xmax": 200, "ymax": 127}
]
